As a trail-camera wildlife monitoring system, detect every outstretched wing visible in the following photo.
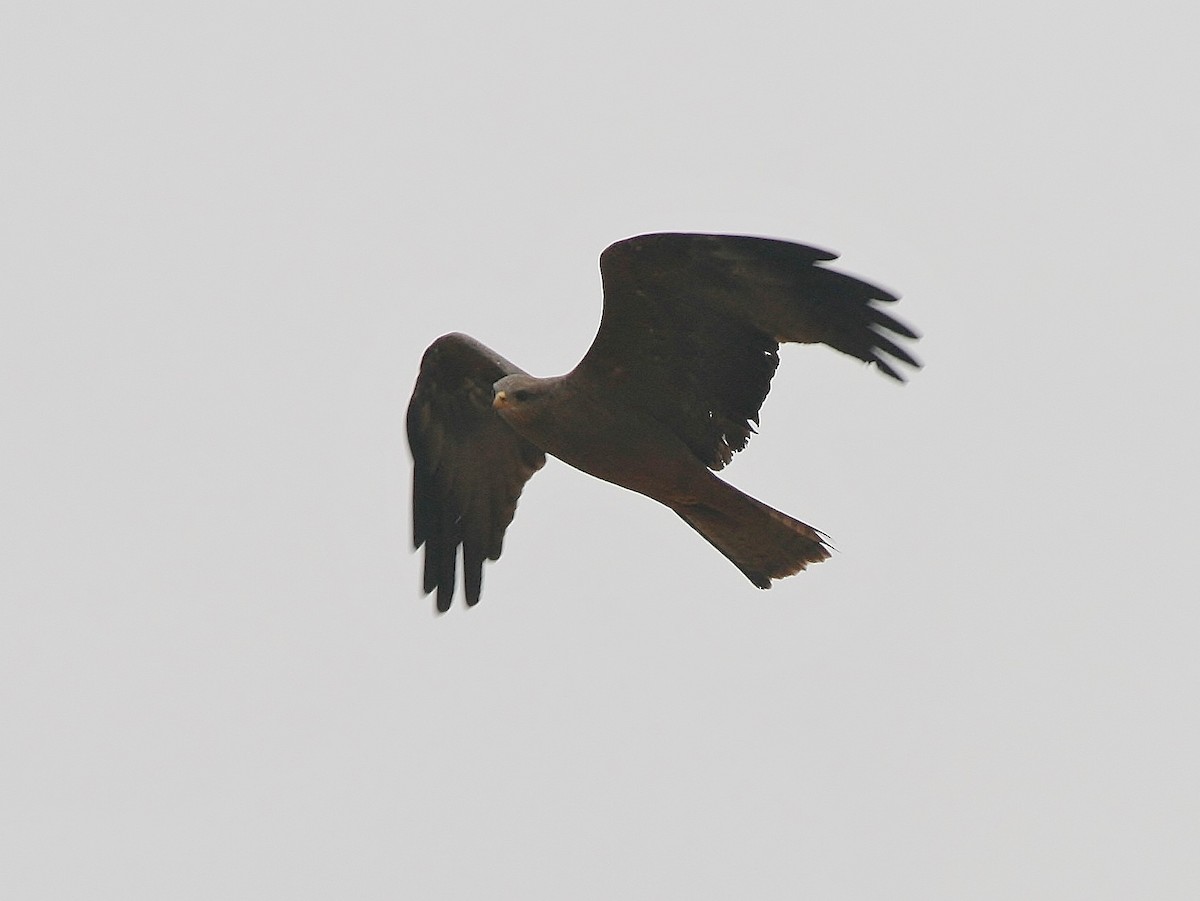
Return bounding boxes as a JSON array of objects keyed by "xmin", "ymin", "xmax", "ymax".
[
  {"xmin": 406, "ymin": 333, "xmax": 546, "ymax": 610},
  {"xmin": 570, "ymin": 233, "xmax": 921, "ymax": 470}
]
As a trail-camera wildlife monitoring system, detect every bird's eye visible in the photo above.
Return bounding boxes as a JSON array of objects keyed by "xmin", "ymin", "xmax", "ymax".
[{"xmin": 513, "ymin": 389, "xmax": 531, "ymax": 402}]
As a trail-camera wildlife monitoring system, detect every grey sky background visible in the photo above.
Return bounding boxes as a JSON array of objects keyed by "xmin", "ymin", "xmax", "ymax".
[{"xmin": 3, "ymin": 1, "xmax": 1198, "ymax": 898}]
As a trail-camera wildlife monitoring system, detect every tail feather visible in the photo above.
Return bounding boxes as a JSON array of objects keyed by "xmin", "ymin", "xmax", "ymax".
[{"xmin": 674, "ymin": 484, "xmax": 831, "ymax": 588}]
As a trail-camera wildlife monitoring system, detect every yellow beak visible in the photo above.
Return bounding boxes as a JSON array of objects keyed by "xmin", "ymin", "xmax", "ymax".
[{"xmin": 492, "ymin": 390, "xmax": 507, "ymax": 409}]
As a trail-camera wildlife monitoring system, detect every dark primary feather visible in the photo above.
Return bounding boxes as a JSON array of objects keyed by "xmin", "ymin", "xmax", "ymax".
[
  {"xmin": 406, "ymin": 333, "xmax": 545, "ymax": 610},
  {"xmin": 572, "ymin": 233, "xmax": 921, "ymax": 470}
]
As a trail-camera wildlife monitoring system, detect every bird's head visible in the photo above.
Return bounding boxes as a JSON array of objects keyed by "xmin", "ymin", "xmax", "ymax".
[{"xmin": 492, "ymin": 374, "xmax": 545, "ymax": 416}]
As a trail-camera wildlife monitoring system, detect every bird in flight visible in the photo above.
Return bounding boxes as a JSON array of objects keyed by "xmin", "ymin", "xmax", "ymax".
[{"xmin": 407, "ymin": 233, "xmax": 920, "ymax": 611}]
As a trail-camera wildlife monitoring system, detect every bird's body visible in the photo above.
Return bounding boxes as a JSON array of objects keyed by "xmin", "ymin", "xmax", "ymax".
[
  {"xmin": 407, "ymin": 233, "xmax": 921, "ymax": 610},
  {"xmin": 493, "ymin": 372, "xmax": 701, "ymax": 502},
  {"xmin": 491, "ymin": 369, "xmax": 831, "ymax": 586}
]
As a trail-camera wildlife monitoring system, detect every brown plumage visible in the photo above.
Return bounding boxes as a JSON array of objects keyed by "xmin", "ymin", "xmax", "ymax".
[{"xmin": 406, "ymin": 233, "xmax": 920, "ymax": 611}]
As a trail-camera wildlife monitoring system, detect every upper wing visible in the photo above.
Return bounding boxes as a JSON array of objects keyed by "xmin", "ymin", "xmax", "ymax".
[
  {"xmin": 406, "ymin": 333, "xmax": 546, "ymax": 610},
  {"xmin": 570, "ymin": 233, "xmax": 921, "ymax": 470}
]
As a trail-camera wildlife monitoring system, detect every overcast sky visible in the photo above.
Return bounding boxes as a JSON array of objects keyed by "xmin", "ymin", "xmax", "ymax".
[{"xmin": 4, "ymin": 1, "xmax": 1198, "ymax": 898}]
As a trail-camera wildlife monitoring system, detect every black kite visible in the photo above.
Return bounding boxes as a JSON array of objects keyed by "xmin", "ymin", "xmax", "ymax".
[{"xmin": 407, "ymin": 233, "xmax": 920, "ymax": 610}]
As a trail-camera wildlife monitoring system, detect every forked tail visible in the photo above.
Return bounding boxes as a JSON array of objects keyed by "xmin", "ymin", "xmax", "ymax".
[{"xmin": 674, "ymin": 483, "xmax": 831, "ymax": 588}]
